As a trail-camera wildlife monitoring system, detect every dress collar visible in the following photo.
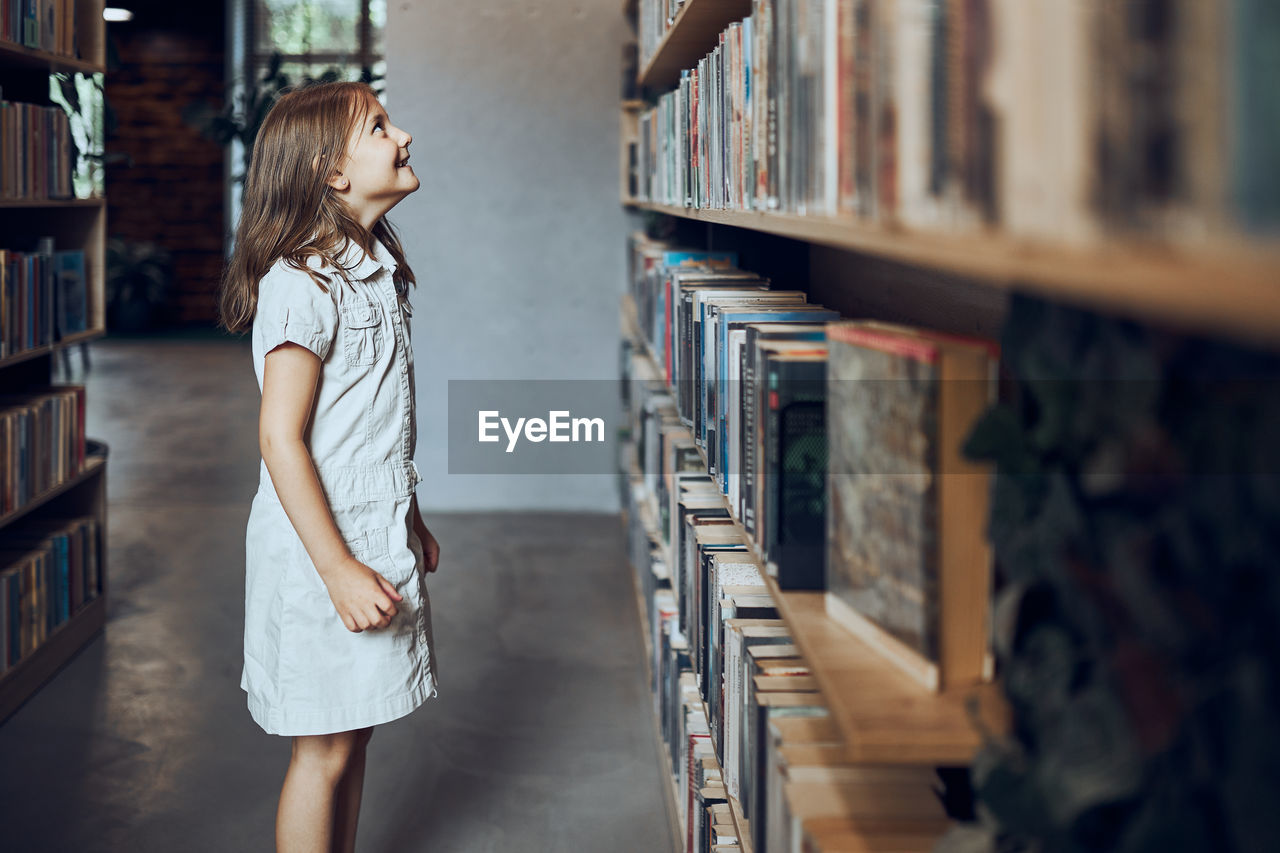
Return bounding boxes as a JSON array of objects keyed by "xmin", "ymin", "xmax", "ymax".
[{"xmin": 304, "ymin": 233, "xmax": 398, "ymax": 281}]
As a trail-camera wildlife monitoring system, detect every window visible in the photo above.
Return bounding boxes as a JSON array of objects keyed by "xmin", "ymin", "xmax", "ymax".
[
  {"xmin": 224, "ymin": 0, "xmax": 389, "ymax": 251},
  {"xmin": 248, "ymin": 0, "xmax": 387, "ymax": 93}
]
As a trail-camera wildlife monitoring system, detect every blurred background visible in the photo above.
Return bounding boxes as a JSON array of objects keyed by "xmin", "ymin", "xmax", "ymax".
[{"xmin": 94, "ymin": 0, "xmax": 628, "ymax": 512}]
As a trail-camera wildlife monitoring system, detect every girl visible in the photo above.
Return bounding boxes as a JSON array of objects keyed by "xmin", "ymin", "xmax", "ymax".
[{"xmin": 217, "ymin": 81, "xmax": 440, "ymax": 853}]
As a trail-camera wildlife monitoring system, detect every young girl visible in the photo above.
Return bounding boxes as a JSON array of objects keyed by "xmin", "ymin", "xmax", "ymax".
[{"xmin": 217, "ymin": 80, "xmax": 440, "ymax": 853}]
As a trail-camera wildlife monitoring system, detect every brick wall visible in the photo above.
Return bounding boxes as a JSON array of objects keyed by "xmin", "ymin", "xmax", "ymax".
[{"xmin": 105, "ymin": 3, "xmax": 227, "ymax": 328}]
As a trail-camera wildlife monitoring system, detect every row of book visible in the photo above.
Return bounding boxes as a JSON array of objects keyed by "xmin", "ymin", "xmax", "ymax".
[
  {"xmin": 636, "ymin": 0, "xmax": 685, "ymax": 73},
  {"xmin": 0, "ymin": 512, "xmax": 101, "ymax": 677},
  {"xmin": 1, "ymin": 241, "xmax": 89, "ymax": 357},
  {"xmin": 621, "ymin": 435, "xmax": 958, "ymax": 851},
  {"xmin": 625, "ymin": 233, "xmax": 995, "ymax": 693},
  {"xmin": 1, "ymin": 0, "xmax": 79, "ymax": 57},
  {"xmin": 0, "ymin": 97, "xmax": 76, "ymax": 201},
  {"xmin": 631, "ymin": 0, "xmax": 1277, "ymax": 239},
  {"xmin": 0, "ymin": 384, "xmax": 86, "ymax": 516}
]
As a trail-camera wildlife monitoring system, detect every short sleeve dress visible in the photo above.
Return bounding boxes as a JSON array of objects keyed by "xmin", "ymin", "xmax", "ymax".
[{"xmin": 240, "ymin": 234, "xmax": 439, "ymax": 736}]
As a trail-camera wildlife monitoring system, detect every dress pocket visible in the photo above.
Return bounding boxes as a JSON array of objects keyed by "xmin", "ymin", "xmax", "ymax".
[
  {"xmin": 341, "ymin": 298, "xmax": 383, "ymax": 366},
  {"xmin": 344, "ymin": 525, "xmax": 390, "ymax": 565}
]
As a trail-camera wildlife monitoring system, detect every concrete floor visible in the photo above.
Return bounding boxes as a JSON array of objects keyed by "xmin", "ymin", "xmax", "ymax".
[{"xmin": 0, "ymin": 334, "xmax": 676, "ymax": 853}]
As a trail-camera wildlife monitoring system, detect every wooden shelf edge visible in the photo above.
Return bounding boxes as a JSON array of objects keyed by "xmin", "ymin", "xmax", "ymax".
[
  {"xmin": 632, "ymin": 201, "xmax": 1280, "ymax": 350},
  {"xmin": 0, "ymin": 327, "xmax": 107, "ymax": 370},
  {"xmin": 0, "ymin": 39, "xmax": 104, "ymax": 74},
  {"xmin": 637, "ymin": 0, "xmax": 753, "ymax": 91},
  {"xmin": 728, "ymin": 794, "xmax": 754, "ymax": 853},
  {"xmin": 0, "ymin": 592, "xmax": 106, "ymax": 725},
  {"xmin": 762, "ymin": 576, "xmax": 1008, "ymax": 766},
  {"xmin": 0, "ymin": 451, "xmax": 107, "ymax": 529},
  {"xmin": 0, "ymin": 197, "xmax": 106, "ymax": 208}
]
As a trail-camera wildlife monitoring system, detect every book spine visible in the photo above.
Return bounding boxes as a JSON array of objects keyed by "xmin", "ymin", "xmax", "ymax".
[{"xmin": 743, "ymin": 329, "xmax": 759, "ymax": 533}]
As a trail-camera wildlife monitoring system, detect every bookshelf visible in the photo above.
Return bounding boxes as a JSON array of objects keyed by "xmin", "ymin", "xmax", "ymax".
[
  {"xmin": 628, "ymin": 202, "xmax": 1280, "ymax": 350},
  {"xmin": 639, "ymin": 0, "xmax": 752, "ymax": 91},
  {"xmin": 621, "ymin": 1, "xmax": 1280, "ymax": 351},
  {"xmin": 0, "ymin": 39, "xmax": 104, "ymax": 76},
  {"xmin": 0, "ymin": 0, "xmax": 109, "ymax": 727},
  {"xmin": 627, "ymin": 530, "xmax": 756, "ymax": 853},
  {"xmin": 621, "ymin": 291, "xmax": 1007, "ymax": 761},
  {"xmin": 620, "ymin": 1, "xmax": 1280, "ymax": 850},
  {"xmin": 625, "ymin": 520, "xmax": 686, "ymax": 853}
]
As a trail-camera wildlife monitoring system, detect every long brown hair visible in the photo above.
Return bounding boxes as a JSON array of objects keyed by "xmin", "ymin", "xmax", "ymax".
[{"xmin": 217, "ymin": 81, "xmax": 416, "ymax": 334}]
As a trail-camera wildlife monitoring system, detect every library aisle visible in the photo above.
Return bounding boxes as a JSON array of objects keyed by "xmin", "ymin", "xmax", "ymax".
[{"xmin": 0, "ymin": 336, "xmax": 676, "ymax": 852}]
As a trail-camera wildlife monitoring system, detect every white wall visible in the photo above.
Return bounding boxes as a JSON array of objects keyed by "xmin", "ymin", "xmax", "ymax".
[{"xmin": 387, "ymin": 0, "xmax": 630, "ymax": 511}]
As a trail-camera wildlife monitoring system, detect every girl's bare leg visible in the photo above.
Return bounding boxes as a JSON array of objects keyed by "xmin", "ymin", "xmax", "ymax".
[
  {"xmin": 331, "ymin": 727, "xmax": 374, "ymax": 853},
  {"xmin": 277, "ymin": 730, "xmax": 362, "ymax": 853}
]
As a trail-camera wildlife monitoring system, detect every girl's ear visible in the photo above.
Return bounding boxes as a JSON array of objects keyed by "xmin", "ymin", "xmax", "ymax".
[{"xmin": 313, "ymin": 151, "xmax": 348, "ymax": 191}]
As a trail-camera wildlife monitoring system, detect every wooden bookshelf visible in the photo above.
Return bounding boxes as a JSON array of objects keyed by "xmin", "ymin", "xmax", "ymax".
[
  {"xmin": 0, "ymin": 328, "xmax": 105, "ymax": 370},
  {"xmin": 0, "ymin": 593, "xmax": 106, "ymax": 723},
  {"xmin": 0, "ymin": 449, "xmax": 106, "ymax": 529},
  {"xmin": 0, "ymin": 40, "xmax": 104, "ymax": 75},
  {"xmin": 0, "ymin": 0, "xmax": 109, "ymax": 727},
  {"xmin": 625, "ymin": 456, "xmax": 761, "ymax": 852},
  {"xmin": 622, "ymin": 292, "xmax": 1009, "ymax": 761},
  {"xmin": 618, "ymin": 0, "xmax": 1280, "ymax": 846},
  {"xmin": 629, "ymin": 201, "xmax": 1280, "ymax": 350},
  {"xmin": 625, "ymin": 0, "xmax": 1280, "ymax": 350},
  {"xmin": 638, "ymin": 0, "xmax": 752, "ymax": 91},
  {"xmin": 624, "ymin": 509, "xmax": 685, "ymax": 853},
  {"xmin": 760, "ymin": 580, "xmax": 1007, "ymax": 765},
  {"xmin": 728, "ymin": 794, "xmax": 753, "ymax": 853}
]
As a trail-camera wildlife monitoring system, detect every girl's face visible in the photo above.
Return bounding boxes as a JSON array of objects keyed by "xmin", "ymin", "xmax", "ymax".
[{"xmin": 329, "ymin": 95, "xmax": 419, "ymax": 228}]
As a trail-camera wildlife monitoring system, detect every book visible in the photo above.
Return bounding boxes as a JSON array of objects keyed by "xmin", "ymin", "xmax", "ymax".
[
  {"xmin": 824, "ymin": 320, "xmax": 996, "ymax": 691},
  {"xmin": 747, "ymin": 690, "xmax": 828, "ymax": 849},
  {"xmin": 53, "ymin": 250, "xmax": 87, "ymax": 339},
  {"xmin": 761, "ymin": 346, "xmax": 828, "ymax": 590},
  {"xmin": 712, "ymin": 304, "xmax": 836, "ymax": 485},
  {"xmin": 741, "ymin": 323, "xmax": 829, "ymax": 531},
  {"xmin": 726, "ymin": 622, "xmax": 792, "ymax": 802}
]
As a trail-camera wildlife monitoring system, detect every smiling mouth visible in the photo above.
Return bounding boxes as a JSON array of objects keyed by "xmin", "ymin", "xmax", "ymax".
[{"xmin": 396, "ymin": 156, "xmax": 411, "ymax": 168}]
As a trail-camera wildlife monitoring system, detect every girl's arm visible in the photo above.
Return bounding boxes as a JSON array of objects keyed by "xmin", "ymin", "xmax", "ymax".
[
  {"xmin": 260, "ymin": 342, "xmax": 350, "ymax": 573},
  {"xmin": 260, "ymin": 342, "xmax": 402, "ymax": 631}
]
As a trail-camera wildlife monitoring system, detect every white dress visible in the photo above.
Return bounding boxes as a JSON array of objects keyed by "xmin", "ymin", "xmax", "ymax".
[{"xmin": 240, "ymin": 235, "xmax": 439, "ymax": 736}]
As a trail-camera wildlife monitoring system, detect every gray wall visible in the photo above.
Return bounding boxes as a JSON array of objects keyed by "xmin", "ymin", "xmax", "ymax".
[{"xmin": 387, "ymin": 0, "xmax": 630, "ymax": 512}]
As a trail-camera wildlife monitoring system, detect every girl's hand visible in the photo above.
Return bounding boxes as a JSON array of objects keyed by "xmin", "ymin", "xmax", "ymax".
[
  {"xmin": 323, "ymin": 557, "xmax": 404, "ymax": 633},
  {"xmin": 415, "ymin": 520, "xmax": 440, "ymax": 573}
]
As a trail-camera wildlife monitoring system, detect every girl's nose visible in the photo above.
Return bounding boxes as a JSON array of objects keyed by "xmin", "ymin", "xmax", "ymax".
[{"xmin": 398, "ymin": 128, "xmax": 412, "ymax": 147}]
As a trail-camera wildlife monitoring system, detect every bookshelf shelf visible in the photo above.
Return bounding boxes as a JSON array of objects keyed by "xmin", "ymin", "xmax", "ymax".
[
  {"xmin": 0, "ymin": 40, "xmax": 104, "ymax": 75},
  {"xmin": 638, "ymin": 0, "xmax": 752, "ymax": 91},
  {"xmin": 0, "ymin": 592, "xmax": 106, "ymax": 723},
  {"xmin": 729, "ymin": 794, "xmax": 753, "ymax": 853},
  {"xmin": 0, "ymin": 0, "xmax": 109, "ymax": 728},
  {"xmin": 0, "ymin": 198, "xmax": 106, "ymax": 209},
  {"xmin": 0, "ymin": 328, "xmax": 105, "ymax": 370},
  {"xmin": 0, "ymin": 448, "xmax": 106, "ymax": 529},
  {"xmin": 760, "ymin": 579, "xmax": 1007, "ymax": 766},
  {"xmin": 628, "ymin": 201, "xmax": 1280, "ymax": 349}
]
